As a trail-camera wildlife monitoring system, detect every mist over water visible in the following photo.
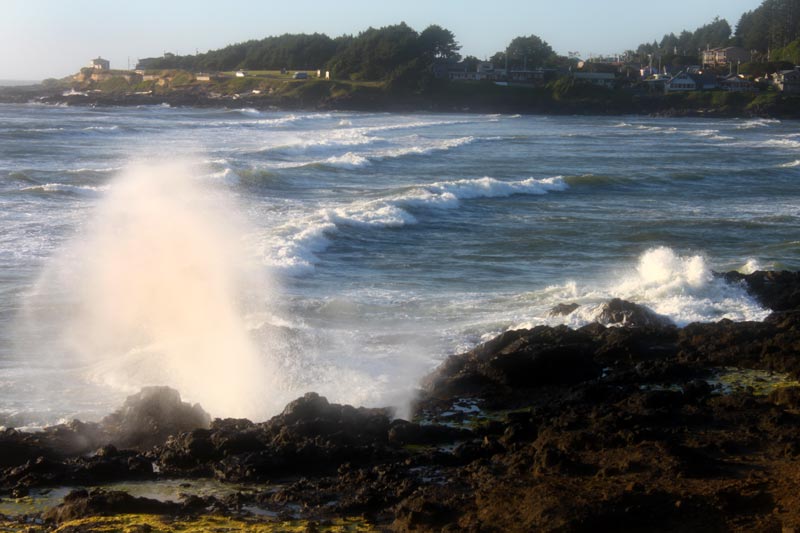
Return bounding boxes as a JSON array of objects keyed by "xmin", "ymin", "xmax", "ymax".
[
  {"xmin": 19, "ymin": 162, "xmax": 280, "ymax": 420},
  {"xmin": 1, "ymin": 106, "xmax": 798, "ymax": 427}
]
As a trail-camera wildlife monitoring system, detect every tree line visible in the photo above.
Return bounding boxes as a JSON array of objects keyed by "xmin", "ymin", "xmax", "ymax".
[
  {"xmin": 631, "ymin": 0, "xmax": 800, "ymax": 67},
  {"xmin": 136, "ymin": 0, "xmax": 800, "ymax": 87},
  {"xmin": 137, "ymin": 23, "xmax": 462, "ymax": 81},
  {"xmin": 136, "ymin": 22, "xmax": 567, "ymax": 85}
]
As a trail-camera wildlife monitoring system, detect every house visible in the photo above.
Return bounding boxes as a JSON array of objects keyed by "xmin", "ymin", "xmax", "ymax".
[
  {"xmin": 573, "ymin": 72, "xmax": 616, "ymax": 88},
  {"xmin": 641, "ymin": 77, "xmax": 668, "ymax": 93},
  {"xmin": 509, "ymin": 68, "xmax": 558, "ymax": 84},
  {"xmin": 433, "ymin": 60, "xmax": 502, "ymax": 81},
  {"xmin": 702, "ymin": 47, "xmax": 750, "ymax": 67},
  {"xmin": 718, "ymin": 74, "xmax": 756, "ymax": 92},
  {"xmin": 89, "ymin": 57, "xmax": 110, "ymax": 71},
  {"xmin": 195, "ymin": 73, "xmax": 212, "ymax": 82},
  {"xmin": 665, "ymin": 71, "xmax": 717, "ymax": 92},
  {"xmin": 772, "ymin": 69, "xmax": 800, "ymax": 93}
]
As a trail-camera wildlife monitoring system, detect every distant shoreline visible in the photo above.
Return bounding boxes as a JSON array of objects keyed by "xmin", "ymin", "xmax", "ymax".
[
  {"xmin": 2, "ymin": 82, "xmax": 800, "ymax": 120},
  {"xmin": 0, "ymin": 80, "xmax": 42, "ymax": 87}
]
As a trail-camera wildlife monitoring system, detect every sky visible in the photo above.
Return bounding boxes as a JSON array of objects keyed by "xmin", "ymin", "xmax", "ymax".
[{"xmin": 1, "ymin": 0, "xmax": 763, "ymax": 80}]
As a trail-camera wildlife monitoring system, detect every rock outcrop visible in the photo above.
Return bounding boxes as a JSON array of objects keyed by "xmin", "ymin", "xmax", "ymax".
[{"xmin": 2, "ymin": 271, "xmax": 800, "ymax": 532}]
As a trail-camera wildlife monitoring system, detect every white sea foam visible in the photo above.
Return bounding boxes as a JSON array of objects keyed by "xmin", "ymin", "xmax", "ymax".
[
  {"xmin": 401, "ymin": 176, "xmax": 567, "ymax": 208},
  {"xmin": 264, "ymin": 176, "xmax": 567, "ymax": 274},
  {"xmin": 737, "ymin": 118, "xmax": 781, "ymax": 129},
  {"xmin": 236, "ymin": 108, "xmax": 262, "ymax": 116},
  {"xmin": 512, "ymin": 247, "xmax": 770, "ymax": 331},
  {"xmin": 265, "ymin": 135, "xmax": 478, "ymax": 170},
  {"xmin": 689, "ymin": 129, "xmax": 720, "ymax": 137},
  {"xmin": 206, "ymin": 166, "xmax": 241, "ymax": 185},
  {"xmin": 65, "ymin": 166, "xmax": 122, "ymax": 174},
  {"xmin": 377, "ymin": 136, "xmax": 476, "ymax": 159},
  {"xmin": 635, "ymin": 125, "xmax": 678, "ymax": 134},
  {"xmin": 253, "ymin": 113, "xmax": 333, "ymax": 126},
  {"xmin": 322, "ymin": 152, "xmax": 372, "ymax": 168},
  {"xmin": 761, "ymin": 138, "xmax": 800, "ymax": 149},
  {"xmin": 21, "ymin": 183, "xmax": 110, "ymax": 196},
  {"xmin": 739, "ymin": 258, "xmax": 762, "ymax": 274},
  {"xmin": 260, "ymin": 128, "xmax": 377, "ymax": 153},
  {"xmin": 687, "ymin": 129, "xmax": 735, "ymax": 141},
  {"xmin": 357, "ymin": 118, "xmax": 486, "ymax": 134},
  {"xmin": 82, "ymin": 125, "xmax": 119, "ymax": 131},
  {"xmin": 778, "ymin": 159, "xmax": 800, "ymax": 168}
]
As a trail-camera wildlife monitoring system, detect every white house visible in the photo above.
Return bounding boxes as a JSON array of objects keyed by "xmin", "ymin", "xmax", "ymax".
[
  {"xmin": 702, "ymin": 47, "xmax": 750, "ymax": 67},
  {"xmin": 665, "ymin": 71, "xmax": 717, "ymax": 92},
  {"xmin": 89, "ymin": 57, "xmax": 110, "ymax": 71},
  {"xmin": 718, "ymin": 74, "xmax": 755, "ymax": 92},
  {"xmin": 773, "ymin": 69, "xmax": 800, "ymax": 94},
  {"xmin": 665, "ymin": 71, "xmax": 699, "ymax": 92},
  {"xmin": 573, "ymin": 72, "xmax": 616, "ymax": 88}
]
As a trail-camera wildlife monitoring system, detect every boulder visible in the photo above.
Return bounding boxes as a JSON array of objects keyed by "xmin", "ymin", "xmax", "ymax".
[
  {"xmin": 423, "ymin": 326, "xmax": 600, "ymax": 399},
  {"xmin": 596, "ymin": 299, "xmax": 674, "ymax": 328},
  {"xmin": 721, "ymin": 270, "xmax": 800, "ymax": 312},
  {"xmin": 101, "ymin": 386, "xmax": 211, "ymax": 450},
  {"xmin": 768, "ymin": 386, "xmax": 800, "ymax": 409},
  {"xmin": 548, "ymin": 303, "xmax": 580, "ymax": 317},
  {"xmin": 43, "ymin": 489, "xmax": 181, "ymax": 523}
]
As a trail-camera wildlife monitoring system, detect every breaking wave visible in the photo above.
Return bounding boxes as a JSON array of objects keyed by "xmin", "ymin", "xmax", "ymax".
[
  {"xmin": 20, "ymin": 183, "xmax": 110, "ymax": 197},
  {"xmin": 512, "ymin": 247, "xmax": 769, "ymax": 331},
  {"xmin": 266, "ymin": 176, "xmax": 568, "ymax": 274},
  {"xmin": 737, "ymin": 118, "xmax": 780, "ymax": 129}
]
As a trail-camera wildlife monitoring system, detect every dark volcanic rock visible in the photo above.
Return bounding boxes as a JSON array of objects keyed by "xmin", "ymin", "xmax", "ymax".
[
  {"xmin": 548, "ymin": 303, "xmax": 580, "ymax": 317},
  {"xmin": 0, "ymin": 429, "xmax": 49, "ymax": 468},
  {"xmin": 101, "ymin": 386, "xmax": 211, "ymax": 450},
  {"xmin": 157, "ymin": 392, "xmax": 396, "ymax": 482},
  {"xmin": 423, "ymin": 326, "xmax": 600, "ymax": 400},
  {"xmin": 596, "ymin": 298, "xmax": 674, "ymax": 327},
  {"xmin": 4, "ymin": 270, "xmax": 800, "ymax": 532},
  {"xmin": 43, "ymin": 489, "xmax": 182, "ymax": 523},
  {"xmin": 722, "ymin": 270, "xmax": 800, "ymax": 312}
]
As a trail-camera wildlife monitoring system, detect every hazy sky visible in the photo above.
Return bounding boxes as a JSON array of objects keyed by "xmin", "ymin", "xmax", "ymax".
[{"xmin": 2, "ymin": 0, "xmax": 762, "ymax": 80}]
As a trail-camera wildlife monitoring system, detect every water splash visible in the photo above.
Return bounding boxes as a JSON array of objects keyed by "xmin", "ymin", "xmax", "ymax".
[{"xmin": 19, "ymin": 161, "xmax": 279, "ymax": 420}]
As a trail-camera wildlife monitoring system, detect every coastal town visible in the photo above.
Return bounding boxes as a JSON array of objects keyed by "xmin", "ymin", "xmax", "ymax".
[
  {"xmin": 78, "ymin": 47, "xmax": 800, "ymax": 96},
  {"xmin": 1, "ymin": 0, "xmax": 798, "ymax": 116}
]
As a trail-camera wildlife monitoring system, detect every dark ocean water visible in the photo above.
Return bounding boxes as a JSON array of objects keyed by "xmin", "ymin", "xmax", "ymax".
[{"xmin": 0, "ymin": 103, "xmax": 798, "ymax": 425}]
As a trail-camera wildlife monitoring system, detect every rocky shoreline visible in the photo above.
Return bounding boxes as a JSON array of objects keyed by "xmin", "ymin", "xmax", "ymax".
[
  {"xmin": 2, "ymin": 84, "xmax": 800, "ymax": 119},
  {"xmin": 2, "ymin": 270, "xmax": 800, "ymax": 531}
]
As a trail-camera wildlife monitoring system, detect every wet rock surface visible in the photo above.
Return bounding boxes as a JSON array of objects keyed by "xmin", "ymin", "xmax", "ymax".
[{"xmin": 1, "ymin": 270, "xmax": 800, "ymax": 531}]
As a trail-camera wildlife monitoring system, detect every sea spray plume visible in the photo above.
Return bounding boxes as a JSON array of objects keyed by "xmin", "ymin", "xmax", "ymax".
[
  {"xmin": 20, "ymin": 161, "xmax": 279, "ymax": 421},
  {"xmin": 512, "ymin": 247, "xmax": 770, "ymax": 331}
]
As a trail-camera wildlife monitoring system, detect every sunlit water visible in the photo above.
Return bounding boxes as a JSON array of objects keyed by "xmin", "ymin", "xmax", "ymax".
[{"xmin": 1, "ymin": 104, "xmax": 798, "ymax": 427}]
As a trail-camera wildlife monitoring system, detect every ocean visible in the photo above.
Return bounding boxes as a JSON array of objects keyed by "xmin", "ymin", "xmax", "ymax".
[{"xmin": 0, "ymin": 103, "xmax": 798, "ymax": 427}]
